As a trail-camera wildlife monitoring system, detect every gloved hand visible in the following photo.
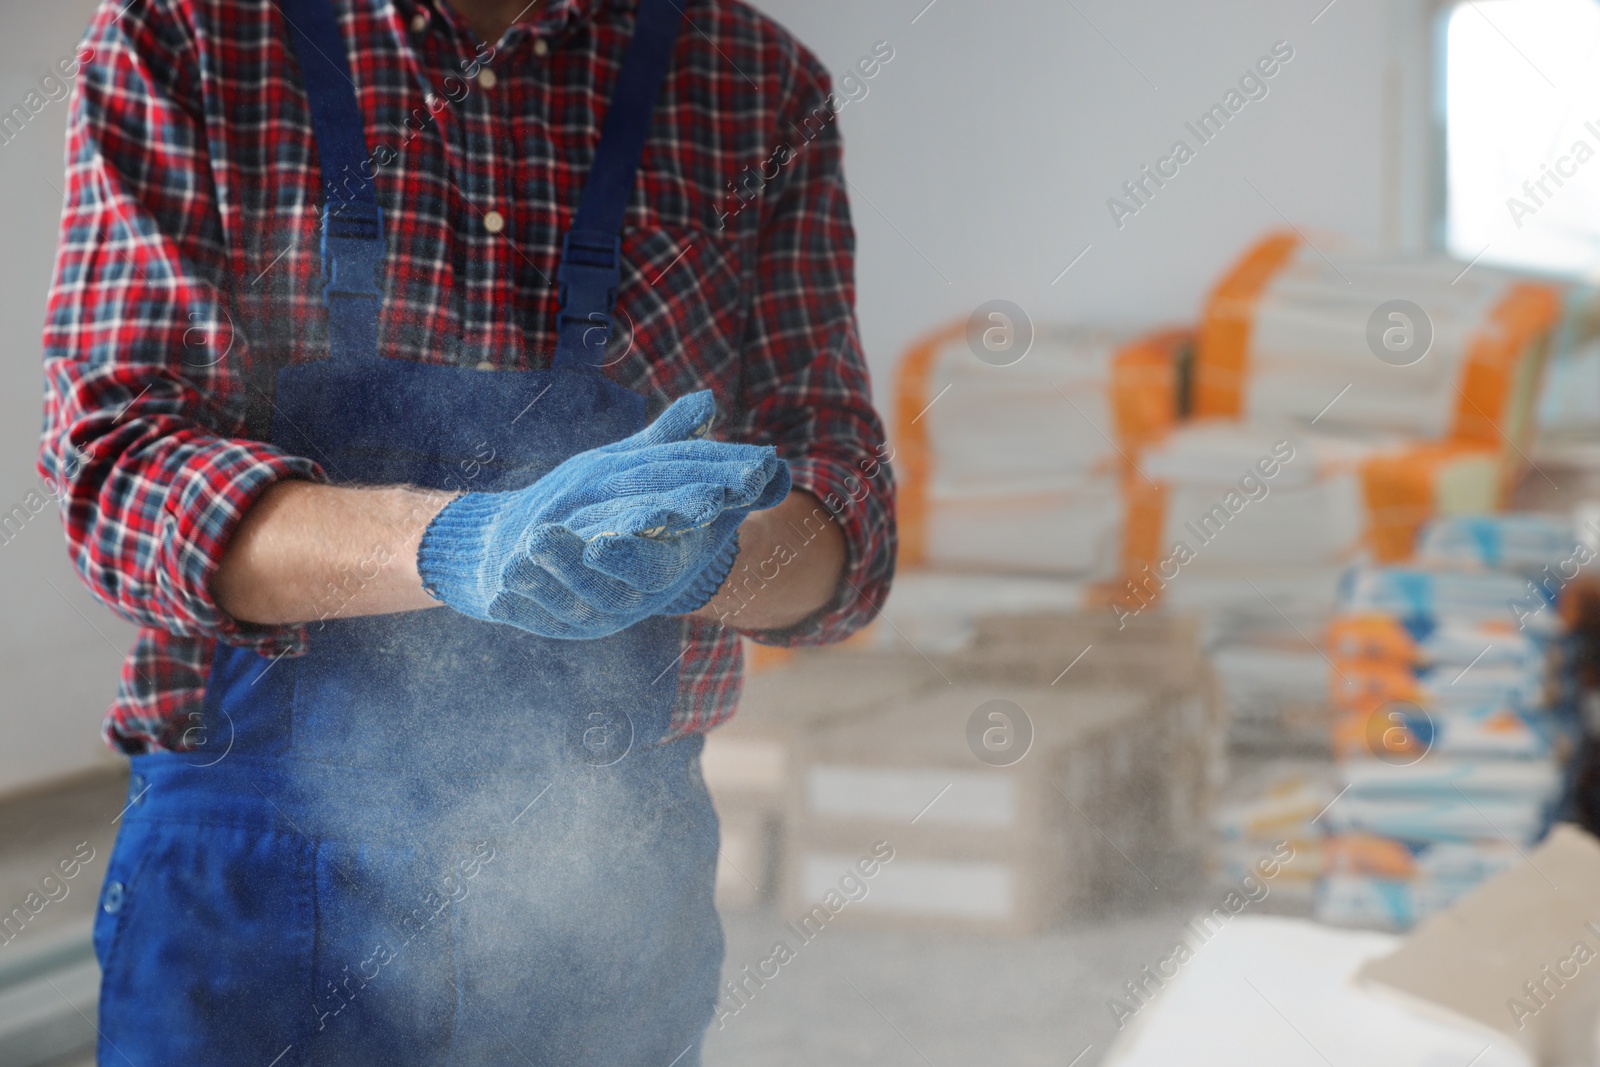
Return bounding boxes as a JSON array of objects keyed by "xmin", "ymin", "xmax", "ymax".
[{"xmin": 417, "ymin": 391, "xmax": 790, "ymax": 639}]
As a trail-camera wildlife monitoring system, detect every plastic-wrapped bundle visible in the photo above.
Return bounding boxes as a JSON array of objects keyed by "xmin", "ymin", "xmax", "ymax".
[
  {"xmin": 1314, "ymin": 553, "xmax": 1579, "ymax": 930},
  {"xmin": 1320, "ymin": 793, "xmax": 1554, "ymax": 845},
  {"xmin": 1329, "ymin": 660, "xmax": 1550, "ymax": 712},
  {"xmin": 1324, "ymin": 832, "xmax": 1522, "ymax": 882},
  {"xmin": 1316, "ymin": 832, "xmax": 1523, "ymax": 929},
  {"xmin": 1211, "ymin": 639, "xmax": 1333, "ymax": 746},
  {"xmin": 1116, "ymin": 427, "xmax": 1507, "ymax": 614},
  {"xmin": 1337, "ymin": 756, "xmax": 1564, "ymax": 800},
  {"xmin": 1337, "ymin": 566, "xmax": 1560, "ymax": 633},
  {"xmin": 1212, "ymin": 763, "xmax": 1335, "ymax": 902},
  {"xmin": 1133, "ymin": 422, "xmax": 1367, "ymax": 571},
  {"xmin": 1317, "ymin": 874, "xmax": 1486, "ymax": 930},
  {"xmin": 911, "ymin": 475, "xmax": 1124, "ymax": 579},
  {"xmin": 894, "ymin": 323, "xmax": 1190, "ymax": 577},
  {"xmin": 1194, "ymin": 232, "xmax": 1564, "ymax": 449},
  {"xmin": 1327, "ymin": 613, "xmax": 1546, "ymax": 671},
  {"xmin": 1214, "ymin": 764, "xmax": 1336, "ymax": 842},
  {"xmin": 1415, "ymin": 513, "xmax": 1589, "ymax": 573},
  {"xmin": 1331, "ymin": 702, "xmax": 1579, "ymax": 762}
]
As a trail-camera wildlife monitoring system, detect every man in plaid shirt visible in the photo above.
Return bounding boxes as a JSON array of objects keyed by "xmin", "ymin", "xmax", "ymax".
[{"xmin": 40, "ymin": 0, "xmax": 895, "ymax": 1061}]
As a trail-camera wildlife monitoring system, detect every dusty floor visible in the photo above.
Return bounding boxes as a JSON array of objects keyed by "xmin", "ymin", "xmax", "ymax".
[
  {"xmin": 39, "ymin": 905, "xmax": 1194, "ymax": 1067},
  {"xmin": 702, "ymin": 904, "xmax": 1195, "ymax": 1067},
  {"xmin": 15, "ymin": 769, "xmax": 1216, "ymax": 1067}
]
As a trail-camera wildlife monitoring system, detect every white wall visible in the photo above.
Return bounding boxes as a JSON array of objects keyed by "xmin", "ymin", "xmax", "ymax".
[
  {"xmin": 0, "ymin": 0, "xmax": 132, "ymax": 796},
  {"xmin": 745, "ymin": 0, "xmax": 1397, "ymax": 392},
  {"xmin": 0, "ymin": 0, "xmax": 1407, "ymax": 794}
]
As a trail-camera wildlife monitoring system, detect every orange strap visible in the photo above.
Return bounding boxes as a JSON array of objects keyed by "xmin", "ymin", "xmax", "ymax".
[
  {"xmin": 1110, "ymin": 327, "xmax": 1190, "ymax": 455},
  {"xmin": 891, "ymin": 321, "xmax": 966, "ymax": 567},
  {"xmin": 1358, "ymin": 441, "xmax": 1502, "ymax": 563},
  {"xmin": 1117, "ymin": 471, "xmax": 1169, "ymax": 596},
  {"xmin": 1086, "ymin": 331, "xmax": 1190, "ymax": 610},
  {"xmin": 1084, "ymin": 468, "xmax": 1174, "ymax": 612},
  {"xmin": 1193, "ymin": 231, "xmax": 1300, "ymax": 418},
  {"xmin": 1451, "ymin": 282, "xmax": 1562, "ymax": 446}
]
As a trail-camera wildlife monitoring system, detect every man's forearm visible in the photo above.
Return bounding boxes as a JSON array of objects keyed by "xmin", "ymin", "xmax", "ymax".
[
  {"xmin": 215, "ymin": 481, "xmax": 843, "ymax": 632},
  {"xmin": 213, "ymin": 481, "xmax": 454, "ymax": 625},
  {"xmin": 693, "ymin": 489, "xmax": 845, "ymax": 631}
]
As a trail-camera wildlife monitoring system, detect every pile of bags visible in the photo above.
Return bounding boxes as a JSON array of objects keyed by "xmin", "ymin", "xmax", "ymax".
[
  {"xmin": 1213, "ymin": 760, "xmax": 1336, "ymax": 905},
  {"xmin": 1112, "ymin": 233, "xmax": 1571, "ymax": 747},
  {"xmin": 893, "ymin": 323, "xmax": 1188, "ymax": 580},
  {"xmin": 1191, "ymin": 233, "xmax": 1562, "ymax": 455},
  {"xmin": 887, "ymin": 230, "xmax": 1584, "ymax": 794},
  {"xmin": 891, "ymin": 232, "xmax": 1571, "ymax": 593},
  {"xmin": 1121, "ymin": 422, "xmax": 1504, "ymax": 619},
  {"xmin": 1314, "ymin": 515, "xmax": 1584, "ymax": 929}
]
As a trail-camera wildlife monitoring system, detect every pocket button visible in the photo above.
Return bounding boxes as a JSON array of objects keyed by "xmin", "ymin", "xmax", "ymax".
[{"xmin": 103, "ymin": 881, "xmax": 125, "ymax": 914}]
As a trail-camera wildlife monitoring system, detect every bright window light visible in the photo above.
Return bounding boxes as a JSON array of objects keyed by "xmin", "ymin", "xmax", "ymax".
[{"xmin": 1445, "ymin": 0, "xmax": 1600, "ymax": 278}]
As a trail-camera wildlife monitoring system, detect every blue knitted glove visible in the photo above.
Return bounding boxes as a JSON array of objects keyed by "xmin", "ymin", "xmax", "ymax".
[{"xmin": 417, "ymin": 391, "xmax": 790, "ymax": 639}]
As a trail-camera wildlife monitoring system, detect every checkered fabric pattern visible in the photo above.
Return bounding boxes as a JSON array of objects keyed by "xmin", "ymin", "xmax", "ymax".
[{"xmin": 39, "ymin": 0, "xmax": 895, "ymax": 753}]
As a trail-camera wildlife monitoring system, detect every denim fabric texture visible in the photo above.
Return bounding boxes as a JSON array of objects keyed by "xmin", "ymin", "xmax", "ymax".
[{"xmin": 418, "ymin": 391, "xmax": 790, "ymax": 638}]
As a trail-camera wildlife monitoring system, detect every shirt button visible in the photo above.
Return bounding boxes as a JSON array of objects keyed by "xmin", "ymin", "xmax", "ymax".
[
  {"xmin": 475, "ymin": 360, "xmax": 495, "ymax": 371},
  {"xmin": 425, "ymin": 92, "xmax": 440, "ymax": 110},
  {"xmin": 410, "ymin": 12, "xmax": 428, "ymax": 32},
  {"xmin": 533, "ymin": 38, "xmax": 550, "ymax": 57},
  {"xmin": 103, "ymin": 882, "xmax": 125, "ymax": 914},
  {"xmin": 482, "ymin": 210, "xmax": 506, "ymax": 234},
  {"xmin": 477, "ymin": 68, "xmax": 497, "ymax": 89}
]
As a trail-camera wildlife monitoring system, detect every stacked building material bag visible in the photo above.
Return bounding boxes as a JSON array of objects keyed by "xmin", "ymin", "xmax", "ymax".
[
  {"xmin": 1118, "ymin": 421, "xmax": 1502, "ymax": 616},
  {"xmin": 1314, "ymin": 515, "xmax": 1584, "ymax": 929},
  {"xmin": 1099, "ymin": 233, "xmax": 1570, "ymax": 754},
  {"xmin": 1113, "ymin": 220, "xmax": 1571, "ymax": 605},
  {"xmin": 894, "ymin": 321, "xmax": 1191, "ymax": 578},
  {"xmin": 1192, "ymin": 232, "xmax": 1563, "ymax": 458},
  {"xmin": 1212, "ymin": 760, "xmax": 1337, "ymax": 905},
  {"xmin": 701, "ymin": 649, "xmax": 938, "ymax": 908},
  {"xmin": 1112, "ymin": 418, "xmax": 1502, "ymax": 749}
]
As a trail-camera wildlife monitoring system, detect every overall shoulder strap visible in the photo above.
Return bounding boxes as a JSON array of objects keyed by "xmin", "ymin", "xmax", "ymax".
[
  {"xmin": 279, "ymin": 0, "xmax": 385, "ymax": 365},
  {"xmin": 552, "ymin": 0, "xmax": 684, "ymax": 371}
]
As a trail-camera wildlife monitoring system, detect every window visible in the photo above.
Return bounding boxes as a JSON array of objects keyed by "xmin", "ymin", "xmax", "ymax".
[{"xmin": 1444, "ymin": 0, "xmax": 1600, "ymax": 278}]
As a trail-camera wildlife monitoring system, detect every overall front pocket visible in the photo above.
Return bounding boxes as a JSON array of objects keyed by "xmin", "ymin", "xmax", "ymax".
[{"xmin": 95, "ymin": 820, "xmax": 317, "ymax": 1065}]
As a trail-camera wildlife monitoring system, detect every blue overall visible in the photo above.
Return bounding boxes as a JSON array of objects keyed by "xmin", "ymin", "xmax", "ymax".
[{"xmin": 93, "ymin": 2, "xmax": 726, "ymax": 1063}]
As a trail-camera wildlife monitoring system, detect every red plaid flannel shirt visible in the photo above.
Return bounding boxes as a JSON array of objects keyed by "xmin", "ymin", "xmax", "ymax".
[{"xmin": 39, "ymin": 0, "xmax": 896, "ymax": 754}]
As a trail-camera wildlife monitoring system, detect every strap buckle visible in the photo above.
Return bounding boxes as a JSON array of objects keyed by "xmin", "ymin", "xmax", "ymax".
[
  {"xmin": 320, "ymin": 200, "xmax": 385, "ymax": 303},
  {"xmin": 556, "ymin": 230, "xmax": 622, "ymax": 350}
]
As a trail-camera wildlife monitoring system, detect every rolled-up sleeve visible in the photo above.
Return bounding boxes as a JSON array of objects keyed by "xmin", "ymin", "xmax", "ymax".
[
  {"xmin": 39, "ymin": 1, "xmax": 321, "ymax": 654},
  {"xmin": 730, "ymin": 61, "xmax": 898, "ymax": 647}
]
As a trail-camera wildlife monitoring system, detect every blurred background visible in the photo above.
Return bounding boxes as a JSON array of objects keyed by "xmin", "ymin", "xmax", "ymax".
[{"xmin": 11, "ymin": 0, "xmax": 1600, "ymax": 1064}]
